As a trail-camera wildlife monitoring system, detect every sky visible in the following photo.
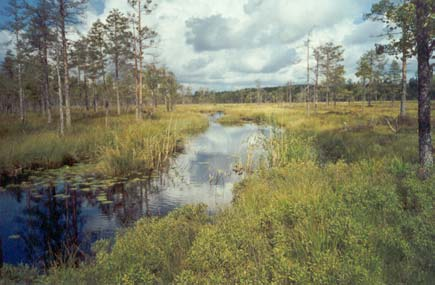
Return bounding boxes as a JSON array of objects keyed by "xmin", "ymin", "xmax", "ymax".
[{"xmin": 0, "ymin": 0, "xmax": 419, "ymax": 91}]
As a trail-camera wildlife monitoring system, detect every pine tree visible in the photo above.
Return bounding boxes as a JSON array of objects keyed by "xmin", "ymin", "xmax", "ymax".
[
  {"xmin": 71, "ymin": 37, "xmax": 90, "ymax": 111},
  {"xmin": 144, "ymin": 63, "xmax": 160, "ymax": 108},
  {"xmin": 388, "ymin": 60, "xmax": 401, "ymax": 103},
  {"xmin": 87, "ymin": 19, "xmax": 107, "ymax": 116},
  {"xmin": 356, "ymin": 50, "xmax": 386, "ymax": 107},
  {"xmin": 56, "ymin": 0, "xmax": 88, "ymax": 129},
  {"xmin": 413, "ymin": 0, "xmax": 433, "ymax": 174},
  {"xmin": 3, "ymin": 0, "xmax": 26, "ymax": 122},
  {"xmin": 313, "ymin": 48, "xmax": 321, "ymax": 112},
  {"xmin": 128, "ymin": 0, "xmax": 157, "ymax": 120},
  {"xmin": 105, "ymin": 9, "xmax": 132, "ymax": 115},
  {"xmin": 366, "ymin": 0, "xmax": 416, "ymax": 116},
  {"xmin": 317, "ymin": 42, "xmax": 345, "ymax": 107},
  {"xmin": 25, "ymin": 0, "xmax": 56, "ymax": 124}
]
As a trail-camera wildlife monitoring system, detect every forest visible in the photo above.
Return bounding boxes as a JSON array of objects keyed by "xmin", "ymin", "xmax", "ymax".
[{"xmin": 0, "ymin": 0, "xmax": 434, "ymax": 284}]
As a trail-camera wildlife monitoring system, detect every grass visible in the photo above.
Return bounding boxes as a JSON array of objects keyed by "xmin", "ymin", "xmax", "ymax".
[
  {"xmin": 1, "ymin": 101, "xmax": 434, "ymax": 284},
  {"xmin": 0, "ymin": 108, "xmax": 208, "ymax": 178}
]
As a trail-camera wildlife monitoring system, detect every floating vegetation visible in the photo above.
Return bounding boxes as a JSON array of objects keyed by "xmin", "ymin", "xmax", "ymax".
[
  {"xmin": 53, "ymin": 194, "xmax": 70, "ymax": 199},
  {"xmin": 8, "ymin": 234, "xmax": 21, "ymax": 240},
  {"xmin": 96, "ymin": 195, "xmax": 108, "ymax": 202},
  {"xmin": 6, "ymin": 184, "xmax": 20, "ymax": 191}
]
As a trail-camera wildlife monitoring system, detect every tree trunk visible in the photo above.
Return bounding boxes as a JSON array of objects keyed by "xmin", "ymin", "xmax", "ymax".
[
  {"xmin": 415, "ymin": 0, "xmax": 433, "ymax": 174},
  {"xmin": 314, "ymin": 63, "xmax": 318, "ymax": 113},
  {"xmin": 84, "ymin": 70, "xmax": 89, "ymax": 111},
  {"xmin": 152, "ymin": 90, "xmax": 157, "ymax": 108},
  {"xmin": 93, "ymin": 80, "xmax": 97, "ymax": 112},
  {"xmin": 105, "ymin": 100, "xmax": 109, "ymax": 128},
  {"xmin": 132, "ymin": 17, "xmax": 140, "ymax": 120},
  {"xmin": 56, "ymin": 47, "xmax": 64, "ymax": 136},
  {"xmin": 115, "ymin": 53, "xmax": 121, "ymax": 115},
  {"xmin": 60, "ymin": 0, "xmax": 71, "ymax": 128},
  {"xmin": 42, "ymin": 46, "xmax": 52, "ymax": 124},
  {"xmin": 400, "ymin": 55, "xmax": 407, "ymax": 117},
  {"xmin": 115, "ymin": 82, "xmax": 121, "ymax": 116},
  {"xmin": 362, "ymin": 79, "xmax": 367, "ymax": 110},
  {"xmin": 306, "ymin": 41, "xmax": 310, "ymax": 116},
  {"xmin": 138, "ymin": 0, "xmax": 143, "ymax": 120},
  {"xmin": 15, "ymin": 30, "xmax": 24, "ymax": 123},
  {"xmin": 40, "ymin": 84, "xmax": 46, "ymax": 116},
  {"xmin": 77, "ymin": 66, "xmax": 82, "ymax": 105},
  {"xmin": 101, "ymin": 48, "xmax": 109, "ymax": 127},
  {"xmin": 165, "ymin": 94, "xmax": 169, "ymax": 112}
]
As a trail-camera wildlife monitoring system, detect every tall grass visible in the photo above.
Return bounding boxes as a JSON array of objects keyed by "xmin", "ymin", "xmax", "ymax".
[
  {"xmin": 0, "ymin": 109, "xmax": 208, "ymax": 177},
  {"xmin": 97, "ymin": 112, "xmax": 208, "ymax": 176},
  {"xmin": 2, "ymin": 102, "xmax": 434, "ymax": 284}
]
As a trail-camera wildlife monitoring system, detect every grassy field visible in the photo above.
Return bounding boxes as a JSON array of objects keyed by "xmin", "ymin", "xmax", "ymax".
[
  {"xmin": 1, "ymin": 102, "xmax": 434, "ymax": 284},
  {"xmin": 0, "ymin": 109, "xmax": 208, "ymax": 178}
]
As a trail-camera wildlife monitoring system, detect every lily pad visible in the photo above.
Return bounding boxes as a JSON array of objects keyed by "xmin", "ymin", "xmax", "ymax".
[
  {"xmin": 96, "ymin": 195, "xmax": 108, "ymax": 202},
  {"xmin": 54, "ymin": 194, "xmax": 70, "ymax": 199}
]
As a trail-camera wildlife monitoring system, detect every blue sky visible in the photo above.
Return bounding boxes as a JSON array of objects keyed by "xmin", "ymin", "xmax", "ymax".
[
  {"xmin": 0, "ymin": 0, "xmax": 104, "ymax": 24},
  {"xmin": 0, "ymin": 0, "xmax": 418, "ymax": 91}
]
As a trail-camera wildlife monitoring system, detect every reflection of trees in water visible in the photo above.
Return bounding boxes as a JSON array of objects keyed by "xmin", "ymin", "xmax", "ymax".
[
  {"xmin": 8, "ymin": 162, "xmax": 220, "ymax": 266},
  {"xmin": 13, "ymin": 176, "xmax": 158, "ymax": 267},
  {"xmin": 0, "ymin": 166, "xmax": 176, "ymax": 267},
  {"xmin": 107, "ymin": 180, "xmax": 152, "ymax": 226},
  {"xmin": 18, "ymin": 184, "xmax": 82, "ymax": 269}
]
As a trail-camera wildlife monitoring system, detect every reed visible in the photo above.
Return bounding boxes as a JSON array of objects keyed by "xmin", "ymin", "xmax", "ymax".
[
  {"xmin": 97, "ymin": 112, "xmax": 208, "ymax": 176},
  {"xmin": 3, "ymin": 102, "xmax": 435, "ymax": 284},
  {"xmin": 0, "ymin": 109, "xmax": 208, "ymax": 177}
]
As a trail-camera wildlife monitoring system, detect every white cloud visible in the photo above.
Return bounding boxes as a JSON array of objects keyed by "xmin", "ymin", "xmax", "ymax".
[
  {"xmin": 0, "ymin": 30, "xmax": 14, "ymax": 59},
  {"xmin": 1, "ymin": 0, "xmax": 419, "ymax": 91}
]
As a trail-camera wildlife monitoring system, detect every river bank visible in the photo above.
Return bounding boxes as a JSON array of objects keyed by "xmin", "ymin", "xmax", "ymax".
[{"xmin": 1, "ymin": 103, "xmax": 434, "ymax": 284}]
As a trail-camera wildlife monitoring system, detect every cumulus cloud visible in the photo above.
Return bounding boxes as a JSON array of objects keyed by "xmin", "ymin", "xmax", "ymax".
[
  {"xmin": 186, "ymin": 15, "xmax": 242, "ymax": 52},
  {"xmin": 344, "ymin": 20, "xmax": 386, "ymax": 45},
  {"xmin": 0, "ymin": 0, "xmax": 418, "ymax": 91},
  {"xmin": 231, "ymin": 47, "xmax": 299, "ymax": 74},
  {"xmin": 183, "ymin": 56, "xmax": 212, "ymax": 71},
  {"xmin": 0, "ymin": 30, "xmax": 13, "ymax": 59}
]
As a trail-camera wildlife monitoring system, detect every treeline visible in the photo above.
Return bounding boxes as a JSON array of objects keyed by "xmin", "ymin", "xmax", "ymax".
[
  {"xmin": 192, "ymin": 77, "xmax": 433, "ymax": 105},
  {"xmin": 0, "ymin": 0, "xmax": 188, "ymax": 134},
  {"xmin": 192, "ymin": 0, "xmax": 434, "ymax": 120}
]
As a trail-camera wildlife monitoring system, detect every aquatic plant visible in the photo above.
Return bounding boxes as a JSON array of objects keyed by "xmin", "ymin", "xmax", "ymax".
[{"xmin": 2, "ymin": 103, "xmax": 435, "ymax": 284}]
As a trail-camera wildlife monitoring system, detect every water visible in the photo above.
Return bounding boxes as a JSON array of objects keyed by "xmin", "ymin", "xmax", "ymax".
[{"xmin": 0, "ymin": 113, "xmax": 272, "ymax": 267}]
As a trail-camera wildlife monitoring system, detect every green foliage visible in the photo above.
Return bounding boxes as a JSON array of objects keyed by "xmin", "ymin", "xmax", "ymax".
[
  {"xmin": 0, "ymin": 265, "xmax": 39, "ymax": 285},
  {"xmin": 314, "ymin": 42, "xmax": 346, "ymax": 103},
  {"xmin": 41, "ymin": 205, "xmax": 210, "ymax": 284},
  {"xmin": 2, "ymin": 103, "xmax": 434, "ymax": 284},
  {"xmin": 97, "ymin": 111, "xmax": 208, "ymax": 175},
  {"xmin": 0, "ymin": 109, "xmax": 208, "ymax": 176},
  {"xmin": 267, "ymin": 131, "xmax": 317, "ymax": 167},
  {"xmin": 366, "ymin": 0, "xmax": 416, "ymax": 59}
]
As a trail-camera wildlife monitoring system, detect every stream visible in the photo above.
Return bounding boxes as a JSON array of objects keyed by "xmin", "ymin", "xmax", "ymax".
[{"xmin": 0, "ymin": 113, "xmax": 272, "ymax": 267}]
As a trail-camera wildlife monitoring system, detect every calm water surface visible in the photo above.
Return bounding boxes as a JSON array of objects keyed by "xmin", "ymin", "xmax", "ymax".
[{"xmin": 0, "ymin": 113, "xmax": 271, "ymax": 267}]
